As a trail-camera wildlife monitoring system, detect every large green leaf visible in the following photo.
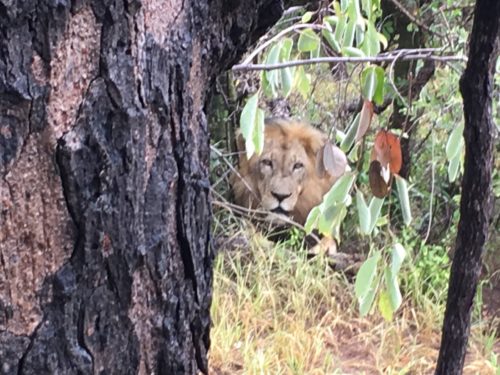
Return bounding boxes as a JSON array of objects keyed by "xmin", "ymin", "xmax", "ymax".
[
  {"xmin": 378, "ymin": 289, "xmax": 394, "ymax": 321},
  {"xmin": 391, "ymin": 243, "xmax": 406, "ymax": 275},
  {"xmin": 341, "ymin": 46, "xmax": 365, "ymax": 57},
  {"xmin": 264, "ymin": 43, "xmax": 282, "ymax": 94},
  {"xmin": 340, "ymin": 114, "xmax": 360, "ymax": 152},
  {"xmin": 304, "ymin": 205, "xmax": 321, "ymax": 234},
  {"xmin": 294, "ymin": 66, "xmax": 311, "ymax": 99},
  {"xmin": 368, "ymin": 197, "xmax": 384, "ymax": 233},
  {"xmin": 356, "ymin": 190, "xmax": 371, "ymax": 235},
  {"xmin": 322, "ymin": 29, "xmax": 341, "ymax": 53},
  {"xmin": 301, "ymin": 11, "xmax": 314, "ymax": 23},
  {"xmin": 384, "ymin": 267, "xmax": 402, "ymax": 311},
  {"xmin": 343, "ymin": 18, "xmax": 356, "ymax": 47},
  {"xmin": 360, "ymin": 22, "xmax": 380, "ymax": 57},
  {"xmin": 445, "ymin": 123, "xmax": 464, "ymax": 159},
  {"xmin": 317, "ymin": 204, "xmax": 341, "ymax": 235},
  {"xmin": 395, "ymin": 175, "xmax": 412, "ymax": 226},
  {"xmin": 252, "ymin": 109, "xmax": 265, "ymax": 155},
  {"xmin": 361, "ymin": 65, "xmax": 385, "ymax": 104},
  {"xmin": 323, "ymin": 172, "xmax": 357, "ymax": 207},
  {"xmin": 448, "ymin": 153, "xmax": 461, "ymax": 182},
  {"xmin": 361, "ymin": 0, "xmax": 372, "ymax": 19},
  {"xmin": 240, "ymin": 93, "xmax": 264, "ymax": 158},
  {"xmin": 334, "ymin": 14, "xmax": 347, "ymax": 45},
  {"xmin": 359, "ymin": 287, "xmax": 377, "ymax": 317},
  {"xmin": 240, "ymin": 93, "xmax": 259, "ymax": 140},
  {"xmin": 355, "ymin": 252, "xmax": 380, "ymax": 300},
  {"xmin": 298, "ymin": 29, "xmax": 320, "ymax": 52}
]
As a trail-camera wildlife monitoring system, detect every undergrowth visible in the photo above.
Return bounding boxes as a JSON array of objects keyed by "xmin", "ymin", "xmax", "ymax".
[{"xmin": 209, "ymin": 218, "xmax": 499, "ymax": 374}]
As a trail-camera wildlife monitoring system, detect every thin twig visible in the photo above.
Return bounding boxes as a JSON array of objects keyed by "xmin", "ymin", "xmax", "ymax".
[
  {"xmin": 212, "ymin": 199, "xmax": 321, "ymax": 244},
  {"xmin": 423, "ymin": 131, "xmax": 435, "ymax": 244},
  {"xmin": 233, "ymin": 53, "xmax": 466, "ymax": 71},
  {"xmin": 387, "ymin": 0, "xmax": 446, "ymax": 38},
  {"xmin": 210, "ymin": 145, "xmax": 259, "ymax": 201},
  {"xmin": 388, "ymin": 50, "xmax": 409, "ymax": 108}
]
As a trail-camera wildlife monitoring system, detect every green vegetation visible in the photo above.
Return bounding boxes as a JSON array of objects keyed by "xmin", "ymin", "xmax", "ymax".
[{"xmin": 209, "ymin": 0, "xmax": 499, "ymax": 373}]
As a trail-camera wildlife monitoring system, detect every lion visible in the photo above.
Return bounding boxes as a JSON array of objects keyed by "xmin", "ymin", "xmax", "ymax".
[{"xmin": 231, "ymin": 118, "xmax": 338, "ymax": 225}]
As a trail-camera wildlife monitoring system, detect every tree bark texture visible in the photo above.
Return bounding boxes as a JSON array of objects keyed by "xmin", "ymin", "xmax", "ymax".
[
  {"xmin": 0, "ymin": 1, "xmax": 282, "ymax": 374},
  {"xmin": 435, "ymin": 0, "xmax": 499, "ymax": 374}
]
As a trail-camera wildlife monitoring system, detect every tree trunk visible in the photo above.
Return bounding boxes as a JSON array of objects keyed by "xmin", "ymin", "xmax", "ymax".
[
  {"xmin": 435, "ymin": 1, "xmax": 499, "ymax": 374},
  {"xmin": 0, "ymin": 1, "xmax": 282, "ymax": 374}
]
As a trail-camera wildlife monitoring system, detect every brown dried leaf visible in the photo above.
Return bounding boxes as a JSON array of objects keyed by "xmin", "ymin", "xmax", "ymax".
[
  {"xmin": 369, "ymin": 160, "xmax": 392, "ymax": 198},
  {"xmin": 355, "ymin": 100, "xmax": 374, "ymax": 142}
]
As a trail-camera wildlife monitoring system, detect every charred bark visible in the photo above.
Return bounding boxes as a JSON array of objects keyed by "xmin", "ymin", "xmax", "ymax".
[
  {"xmin": 0, "ymin": 1, "xmax": 283, "ymax": 374},
  {"xmin": 435, "ymin": 0, "xmax": 499, "ymax": 374}
]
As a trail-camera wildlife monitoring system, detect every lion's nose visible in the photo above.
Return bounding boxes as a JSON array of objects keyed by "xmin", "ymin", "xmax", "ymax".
[{"xmin": 271, "ymin": 192, "xmax": 291, "ymax": 202}]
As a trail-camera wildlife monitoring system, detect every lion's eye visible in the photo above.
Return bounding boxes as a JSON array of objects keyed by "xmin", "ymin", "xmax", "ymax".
[
  {"xmin": 261, "ymin": 159, "xmax": 273, "ymax": 168},
  {"xmin": 293, "ymin": 162, "xmax": 304, "ymax": 170}
]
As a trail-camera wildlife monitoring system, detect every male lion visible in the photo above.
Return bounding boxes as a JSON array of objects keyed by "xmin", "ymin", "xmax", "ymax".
[{"xmin": 231, "ymin": 118, "xmax": 338, "ymax": 225}]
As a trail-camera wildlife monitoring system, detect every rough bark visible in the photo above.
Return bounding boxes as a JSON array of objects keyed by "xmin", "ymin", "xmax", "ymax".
[
  {"xmin": 0, "ymin": 1, "xmax": 283, "ymax": 374},
  {"xmin": 435, "ymin": 0, "xmax": 499, "ymax": 374}
]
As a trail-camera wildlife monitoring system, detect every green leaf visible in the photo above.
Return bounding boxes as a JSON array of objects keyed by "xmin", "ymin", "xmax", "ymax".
[
  {"xmin": 330, "ymin": 204, "xmax": 348, "ymax": 240},
  {"xmin": 265, "ymin": 44, "xmax": 282, "ymax": 94},
  {"xmin": 361, "ymin": 65, "xmax": 385, "ymax": 104},
  {"xmin": 323, "ymin": 172, "xmax": 357, "ymax": 207},
  {"xmin": 356, "ymin": 190, "xmax": 371, "ymax": 235},
  {"xmin": 448, "ymin": 153, "xmax": 461, "ymax": 182},
  {"xmin": 384, "ymin": 267, "xmax": 402, "ymax": 311},
  {"xmin": 298, "ymin": 29, "xmax": 320, "ymax": 52},
  {"xmin": 391, "ymin": 243, "xmax": 406, "ymax": 275},
  {"xmin": 378, "ymin": 290, "xmax": 394, "ymax": 321},
  {"xmin": 368, "ymin": 197, "xmax": 384, "ymax": 233},
  {"xmin": 280, "ymin": 38, "xmax": 293, "ymax": 61},
  {"xmin": 317, "ymin": 204, "xmax": 341, "ymax": 235},
  {"xmin": 360, "ymin": 22, "xmax": 380, "ymax": 56},
  {"xmin": 253, "ymin": 108, "xmax": 265, "ymax": 155},
  {"xmin": 240, "ymin": 93, "xmax": 259, "ymax": 142},
  {"xmin": 240, "ymin": 93, "xmax": 265, "ymax": 158},
  {"xmin": 260, "ymin": 70, "xmax": 274, "ymax": 98},
  {"xmin": 343, "ymin": 18, "xmax": 356, "ymax": 47},
  {"xmin": 359, "ymin": 288, "xmax": 376, "ymax": 317},
  {"xmin": 310, "ymin": 43, "xmax": 321, "ymax": 59},
  {"xmin": 322, "ymin": 29, "xmax": 341, "ymax": 53},
  {"xmin": 334, "ymin": 14, "xmax": 347, "ymax": 45},
  {"xmin": 361, "ymin": 0, "xmax": 372, "ymax": 19},
  {"xmin": 446, "ymin": 123, "xmax": 464, "ymax": 159},
  {"xmin": 395, "ymin": 175, "xmax": 412, "ymax": 226},
  {"xmin": 355, "ymin": 23, "xmax": 365, "ymax": 46},
  {"xmin": 281, "ymin": 68, "xmax": 293, "ymax": 97},
  {"xmin": 341, "ymin": 46, "xmax": 365, "ymax": 57},
  {"xmin": 294, "ymin": 66, "xmax": 311, "ymax": 99},
  {"xmin": 301, "ymin": 11, "xmax": 314, "ymax": 23},
  {"xmin": 304, "ymin": 206, "xmax": 320, "ymax": 234},
  {"xmin": 340, "ymin": 114, "xmax": 360, "ymax": 152},
  {"xmin": 324, "ymin": 16, "xmax": 338, "ymax": 27},
  {"xmin": 355, "ymin": 252, "xmax": 380, "ymax": 300}
]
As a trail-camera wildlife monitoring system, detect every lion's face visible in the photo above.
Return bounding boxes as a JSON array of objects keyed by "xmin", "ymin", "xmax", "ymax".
[
  {"xmin": 232, "ymin": 118, "xmax": 337, "ymax": 225},
  {"xmin": 254, "ymin": 138, "xmax": 310, "ymax": 216}
]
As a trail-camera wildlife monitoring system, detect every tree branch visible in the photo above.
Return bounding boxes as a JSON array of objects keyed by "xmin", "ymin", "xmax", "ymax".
[{"xmin": 233, "ymin": 50, "xmax": 466, "ymax": 71}]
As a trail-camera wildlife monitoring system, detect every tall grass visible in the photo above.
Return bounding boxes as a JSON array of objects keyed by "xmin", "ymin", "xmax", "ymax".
[{"xmin": 209, "ymin": 226, "xmax": 499, "ymax": 374}]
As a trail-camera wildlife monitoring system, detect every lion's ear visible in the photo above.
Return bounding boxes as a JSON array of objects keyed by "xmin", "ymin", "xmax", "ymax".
[{"xmin": 315, "ymin": 143, "xmax": 327, "ymax": 179}]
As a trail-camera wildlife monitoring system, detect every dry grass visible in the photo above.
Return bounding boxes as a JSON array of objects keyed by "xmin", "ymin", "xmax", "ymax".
[{"xmin": 209, "ymin": 226, "xmax": 499, "ymax": 375}]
